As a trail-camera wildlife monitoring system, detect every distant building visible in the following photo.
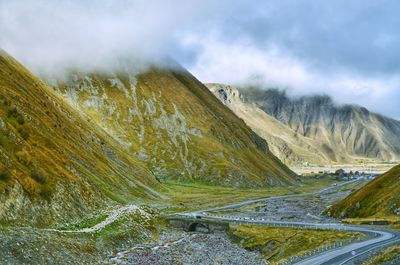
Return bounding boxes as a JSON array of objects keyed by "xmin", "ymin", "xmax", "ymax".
[{"xmin": 335, "ymin": 169, "xmax": 345, "ymax": 175}]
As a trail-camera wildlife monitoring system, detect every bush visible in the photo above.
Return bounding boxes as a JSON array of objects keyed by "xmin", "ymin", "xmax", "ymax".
[
  {"xmin": 17, "ymin": 128, "xmax": 29, "ymax": 140},
  {"xmin": 31, "ymin": 172, "xmax": 46, "ymax": 184},
  {"xmin": 39, "ymin": 186, "xmax": 51, "ymax": 198},
  {"xmin": 17, "ymin": 115, "xmax": 25, "ymax": 125},
  {"xmin": 1, "ymin": 96, "xmax": 10, "ymax": 106},
  {"xmin": 0, "ymin": 135, "xmax": 8, "ymax": 147},
  {"xmin": 0, "ymin": 168, "xmax": 11, "ymax": 181},
  {"xmin": 7, "ymin": 106, "xmax": 19, "ymax": 118}
]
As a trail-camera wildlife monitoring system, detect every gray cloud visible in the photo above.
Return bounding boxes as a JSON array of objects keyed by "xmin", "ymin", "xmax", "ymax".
[
  {"xmin": 179, "ymin": 0, "xmax": 400, "ymax": 119},
  {"xmin": 1, "ymin": 0, "xmax": 399, "ymax": 119},
  {"xmin": 0, "ymin": 0, "xmax": 224, "ymax": 74}
]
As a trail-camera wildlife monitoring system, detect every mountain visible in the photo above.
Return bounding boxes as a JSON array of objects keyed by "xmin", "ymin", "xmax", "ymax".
[
  {"xmin": 48, "ymin": 64, "xmax": 296, "ymax": 189},
  {"xmin": 207, "ymin": 84, "xmax": 400, "ymax": 165},
  {"xmin": 328, "ymin": 164, "xmax": 400, "ymax": 219},
  {"xmin": 0, "ymin": 50, "xmax": 297, "ymax": 226},
  {"xmin": 208, "ymin": 84, "xmax": 328, "ymax": 165},
  {"xmin": 0, "ymin": 50, "xmax": 163, "ymax": 227}
]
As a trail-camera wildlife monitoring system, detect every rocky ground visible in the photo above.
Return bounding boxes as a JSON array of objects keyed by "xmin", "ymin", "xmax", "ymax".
[
  {"xmin": 102, "ymin": 230, "xmax": 266, "ymax": 265},
  {"xmin": 0, "ymin": 227, "xmax": 102, "ymax": 265},
  {"xmin": 212, "ymin": 189, "xmax": 352, "ymax": 223}
]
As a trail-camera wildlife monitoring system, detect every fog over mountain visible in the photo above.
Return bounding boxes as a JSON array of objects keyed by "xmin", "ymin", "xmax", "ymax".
[{"xmin": 1, "ymin": 0, "xmax": 399, "ymax": 118}]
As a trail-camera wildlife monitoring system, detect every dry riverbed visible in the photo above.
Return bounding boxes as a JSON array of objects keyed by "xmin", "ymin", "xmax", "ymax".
[
  {"xmin": 102, "ymin": 230, "xmax": 266, "ymax": 265},
  {"xmin": 209, "ymin": 187, "xmax": 357, "ymax": 223}
]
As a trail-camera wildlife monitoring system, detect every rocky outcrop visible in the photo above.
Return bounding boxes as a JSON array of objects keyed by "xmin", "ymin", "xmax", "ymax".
[
  {"xmin": 208, "ymin": 84, "xmax": 400, "ymax": 165},
  {"xmin": 49, "ymin": 67, "xmax": 296, "ymax": 188},
  {"xmin": 208, "ymin": 84, "xmax": 331, "ymax": 165}
]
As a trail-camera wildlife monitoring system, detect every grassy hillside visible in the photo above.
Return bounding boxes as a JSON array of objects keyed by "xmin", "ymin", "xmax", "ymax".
[
  {"xmin": 230, "ymin": 224, "xmax": 365, "ymax": 264},
  {"xmin": 0, "ymin": 50, "xmax": 162, "ymax": 227},
  {"xmin": 0, "ymin": 50, "xmax": 297, "ymax": 227},
  {"xmin": 328, "ymin": 164, "xmax": 400, "ymax": 219},
  {"xmin": 51, "ymin": 64, "xmax": 296, "ymax": 188}
]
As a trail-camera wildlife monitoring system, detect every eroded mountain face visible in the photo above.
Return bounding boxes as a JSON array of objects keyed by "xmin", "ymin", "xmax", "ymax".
[
  {"xmin": 50, "ymin": 68, "xmax": 296, "ymax": 188},
  {"xmin": 0, "ymin": 50, "xmax": 297, "ymax": 227},
  {"xmin": 208, "ymin": 84, "xmax": 400, "ymax": 165},
  {"xmin": 0, "ymin": 51, "xmax": 162, "ymax": 227}
]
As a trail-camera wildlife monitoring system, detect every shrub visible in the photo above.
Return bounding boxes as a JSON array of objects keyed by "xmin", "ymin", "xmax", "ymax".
[
  {"xmin": 1, "ymin": 97, "xmax": 10, "ymax": 106},
  {"xmin": 7, "ymin": 106, "xmax": 19, "ymax": 118},
  {"xmin": 0, "ymin": 168, "xmax": 11, "ymax": 181},
  {"xmin": 17, "ymin": 128, "xmax": 29, "ymax": 140},
  {"xmin": 0, "ymin": 135, "xmax": 8, "ymax": 147},
  {"xmin": 31, "ymin": 172, "xmax": 46, "ymax": 184},
  {"xmin": 39, "ymin": 186, "xmax": 51, "ymax": 198},
  {"xmin": 17, "ymin": 115, "xmax": 25, "ymax": 125}
]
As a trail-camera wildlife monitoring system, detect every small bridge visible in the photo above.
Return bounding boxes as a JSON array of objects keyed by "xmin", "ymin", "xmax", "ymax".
[{"xmin": 166, "ymin": 215, "xmax": 230, "ymax": 233}]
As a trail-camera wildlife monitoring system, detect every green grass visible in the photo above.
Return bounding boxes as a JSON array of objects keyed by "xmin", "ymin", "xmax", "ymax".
[
  {"xmin": 362, "ymin": 245, "xmax": 400, "ymax": 265},
  {"xmin": 158, "ymin": 177, "xmax": 339, "ymax": 213},
  {"xmin": 0, "ymin": 51, "xmax": 163, "ymax": 226},
  {"xmin": 230, "ymin": 224, "xmax": 366, "ymax": 264},
  {"xmin": 330, "ymin": 164, "xmax": 400, "ymax": 219},
  {"xmin": 57, "ymin": 214, "xmax": 108, "ymax": 231}
]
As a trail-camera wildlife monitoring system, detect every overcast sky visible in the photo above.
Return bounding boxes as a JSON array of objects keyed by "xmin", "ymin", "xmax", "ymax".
[{"xmin": 1, "ymin": 0, "xmax": 399, "ymax": 119}]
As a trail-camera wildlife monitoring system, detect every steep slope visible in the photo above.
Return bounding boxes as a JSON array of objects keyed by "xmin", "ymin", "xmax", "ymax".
[
  {"xmin": 329, "ymin": 164, "xmax": 400, "ymax": 218},
  {"xmin": 242, "ymin": 88, "xmax": 400, "ymax": 162},
  {"xmin": 207, "ymin": 84, "xmax": 330, "ymax": 165},
  {"xmin": 49, "ymin": 65, "xmax": 296, "ymax": 188},
  {"xmin": 0, "ymin": 50, "xmax": 162, "ymax": 227},
  {"xmin": 208, "ymin": 84, "xmax": 400, "ymax": 165}
]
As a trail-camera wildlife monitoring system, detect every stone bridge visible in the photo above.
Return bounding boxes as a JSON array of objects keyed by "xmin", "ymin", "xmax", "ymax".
[{"xmin": 166, "ymin": 216, "xmax": 230, "ymax": 233}]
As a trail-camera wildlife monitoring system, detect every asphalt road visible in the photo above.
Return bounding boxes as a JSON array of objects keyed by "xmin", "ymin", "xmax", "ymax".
[{"xmin": 173, "ymin": 178, "xmax": 400, "ymax": 265}]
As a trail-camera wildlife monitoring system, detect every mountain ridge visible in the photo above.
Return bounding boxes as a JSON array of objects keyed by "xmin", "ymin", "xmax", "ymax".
[
  {"xmin": 207, "ymin": 83, "xmax": 400, "ymax": 165},
  {"xmin": 49, "ymin": 65, "xmax": 296, "ymax": 187},
  {"xmin": 0, "ymin": 50, "xmax": 297, "ymax": 226}
]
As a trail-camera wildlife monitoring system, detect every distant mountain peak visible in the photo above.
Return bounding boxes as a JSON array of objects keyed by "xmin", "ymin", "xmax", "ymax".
[{"xmin": 207, "ymin": 83, "xmax": 400, "ymax": 165}]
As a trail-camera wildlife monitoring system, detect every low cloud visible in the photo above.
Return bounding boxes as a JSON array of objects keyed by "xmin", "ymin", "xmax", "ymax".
[
  {"xmin": 0, "ymin": 0, "xmax": 222, "ymax": 75},
  {"xmin": 185, "ymin": 32, "xmax": 400, "ymax": 119},
  {"xmin": 1, "ymin": 0, "xmax": 399, "ymax": 119}
]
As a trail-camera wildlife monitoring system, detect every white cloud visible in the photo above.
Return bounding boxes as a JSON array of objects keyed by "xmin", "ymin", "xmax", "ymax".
[
  {"xmin": 0, "ymin": 0, "xmax": 219, "ymax": 75},
  {"xmin": 184, "ymin": 33, "xmax": 400, "ymax": 118},
  {"xmin": 1, "ymin": 0, "xmax": 399, "ymax": 118}
]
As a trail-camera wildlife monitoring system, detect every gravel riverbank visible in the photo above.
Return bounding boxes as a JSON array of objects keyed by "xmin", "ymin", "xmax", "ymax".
[{"xmin": 103, "ymin": 230, "xmax": 266, "ymax": 265}]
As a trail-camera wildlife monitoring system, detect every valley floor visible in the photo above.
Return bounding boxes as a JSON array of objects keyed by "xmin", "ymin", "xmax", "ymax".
[
  {"xmin": 290, "ymin": 163, "xmax": 397, "ymax": 175},
  {"xmin": 1, "ymin": 175, "xmax": 399, "ymax": 265}
]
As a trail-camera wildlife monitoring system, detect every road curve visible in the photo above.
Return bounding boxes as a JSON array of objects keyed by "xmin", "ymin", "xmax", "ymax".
[{"xmin": 174, "ymin": 178, "xmax": 400, "ymax": 265}]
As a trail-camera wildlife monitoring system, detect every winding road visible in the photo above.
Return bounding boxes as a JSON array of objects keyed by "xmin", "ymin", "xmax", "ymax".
[{"xmin": 173, "ymin": 178, "xmax": 400, "ymax": 265}]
